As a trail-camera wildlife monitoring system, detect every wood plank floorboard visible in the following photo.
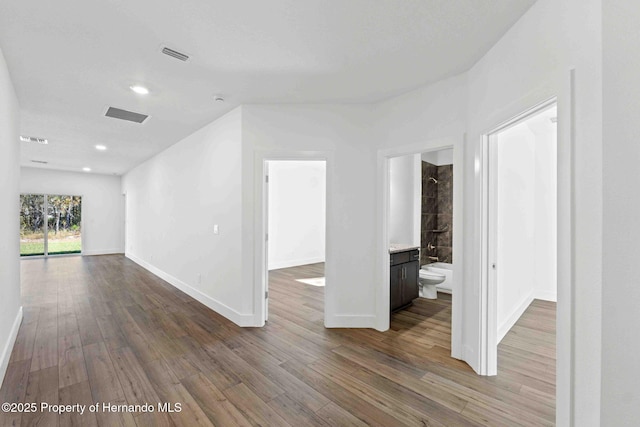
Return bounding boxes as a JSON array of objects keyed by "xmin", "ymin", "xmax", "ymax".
[{"xmin": 1, "ymin": 255, "xmax": 556, "ymax": 426}]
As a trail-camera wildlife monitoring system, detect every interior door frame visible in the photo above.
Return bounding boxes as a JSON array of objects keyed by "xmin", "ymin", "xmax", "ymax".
[
  {"xmin": 376, "ymin": 135, "xmax": 464, "ymax": 359},
  {"xmin": 255, "ymin": 152, "xmax": 330, "ymax": 325},
  {"xmin": 480, "ymin": 97, "xmax": 558, "ymax": 375}
]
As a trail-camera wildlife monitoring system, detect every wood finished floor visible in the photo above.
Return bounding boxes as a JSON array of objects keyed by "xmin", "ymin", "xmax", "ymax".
[{"xmin": 0, "ymin": 255, "xmax": 556, "ymax": 426}]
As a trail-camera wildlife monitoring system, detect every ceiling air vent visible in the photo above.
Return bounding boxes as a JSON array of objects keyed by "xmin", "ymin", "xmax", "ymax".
[
  {"xmin": 31, "ymin": 160, "xmax": 48, "ymax": 164},
  {"xmin": 20, "ymin": 135, "xmax": 48, "ymax": 144},
  {"xmin": 105, "ymin": 107, "xmax": 149, "ymax": 124},
  {"xmin": 161, "ymin": 46, "xmax": 189, "ymax": 62}
]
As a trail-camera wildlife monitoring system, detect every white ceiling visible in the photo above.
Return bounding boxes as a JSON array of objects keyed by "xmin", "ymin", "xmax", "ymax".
[{"xmin": 0, "ymin": 0, "xmax": 536, "ymax": 175}]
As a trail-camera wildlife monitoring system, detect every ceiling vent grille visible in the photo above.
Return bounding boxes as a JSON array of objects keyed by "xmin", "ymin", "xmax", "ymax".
[
  {"xmin": 161, "ymin": 46, "xmax": 189, "ymax": 62},
  {"xmin": 31, "ymin": 160, "xmax": 48, "ymax": 164},
  {"xmin": 105, "ymin": 107, "xmax": 149, "ymax": 124},
  {"xmin": 20, "ymin": 136, "xmax": 48, "ymax": 144}
]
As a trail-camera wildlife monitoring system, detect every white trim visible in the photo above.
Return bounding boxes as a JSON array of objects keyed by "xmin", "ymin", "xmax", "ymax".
[
  {"xmin": 497, "ymin": 292, "xmax": 534, "ymax": 344},
  {"xmin": 253, "ymin": 151, "xmax": 332, "ymax": 327},
  {"xmin": 82, "ymin": 249, "xmax": 124, "ymax": 256},
  {"xmin": 268, "ymin": 257, "xmax": 325, "ymax": 271},
  {"xmin": 125, "ymin": 253, "xmax": 258, "ymax": 327},
  {"xmin": 0, "ymin": 307, "xmax": 23, "ymax": 388},
  {"xmin": 562, "ymin": 69, "xmax": 577, "ymax": 426},
  {"xmin": 534, "ymin": 290, "xmax": 557, "ymax": 302},
  {"xmin": 412, "ymin": 155, "xmax": 422, "ymax": 248},
  {"xmin": 325, "ymin": 314, "xmax": 377, "ymax": 328},
  {"xmin": 377, "ymin": 136, "xmax": 464, "ymax": 360}
]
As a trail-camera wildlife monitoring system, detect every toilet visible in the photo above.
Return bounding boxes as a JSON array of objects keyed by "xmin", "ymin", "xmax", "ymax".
[{"xmin": 418, "ymin": 268, "xmax": 446, "ymax": 299}]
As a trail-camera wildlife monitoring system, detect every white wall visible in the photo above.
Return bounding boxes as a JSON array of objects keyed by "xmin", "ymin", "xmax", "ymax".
[
  {"xmin": 422, "ymin": 148, "xmax": 454, "ymax": 166},
  {"xmin": 602, "ymin": 1, "xmax": 640, "ymax": 425},
  {"xmin": 20, "ymin": 167, "xmax": 124, "ymax": 255},
  {"xmin": 530, "ymin": 115, "xmax": 557, "ymax": 302},
  {"xmin": 374, "ymin": 74, "xmax": 468, "ymax": 150},
  {"xmin": 267, "ymin": 160, "xmax": 326, "ymax": 270},
  {"xmin": 122, "ymin": 108, "xmax": 249, "ymax": 324},
  {"xmin": 243, "ymin": 104, "xmax": 377, "ymax": 327},
  {"xmin": 496, "ymin": 124, "xmax": 536, "ymax": 342},
  {"xmin": 495, "ymin": 113, "xmax": 557, "ymax": 342},
  {"xmin": 0, "ymin": 46, "xmax": 22, "ymax": 386},
  {"xmin": 389, "ymin": 154, "xmax": 420, "ymax": 246},
  {"xmin": 124, "ymin": 103, "xmax": 379, "ymax": 328}
]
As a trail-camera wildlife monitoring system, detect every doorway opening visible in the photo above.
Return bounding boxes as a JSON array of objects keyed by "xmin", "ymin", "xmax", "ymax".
[
  {"xmin": 483, "ymin": 100, "xmax": 557, "ymax": 387},
  {"xmin": 387, "ymin": 147, "xmax": 456, "ymax": 346},
  {"xmin": 263, "ymin": 160, "xmax": 327, "ymax": 323},
  {"xmin": 19, "ymin": 193, "xmax": 82, "ymax": 257},
  {"xmin": 379, "ymin": 137, "xmax": 463, "ymax": 359}
]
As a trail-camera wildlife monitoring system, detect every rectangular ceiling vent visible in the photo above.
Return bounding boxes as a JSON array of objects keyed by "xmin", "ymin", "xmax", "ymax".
[
  {"xmin": 31, "ymin": 160, "xmax": 48, "ymax": 164},
  {"xmin": 20, "ymin": 135, "xmax": 48, "ymax": 144},
  {"xmin": 105, "ymin": 107, "xmax": 149, "ymax": 124},
  {"xmin": 161, "ymin": 46, "xmax": 189, "ymax": 62}
]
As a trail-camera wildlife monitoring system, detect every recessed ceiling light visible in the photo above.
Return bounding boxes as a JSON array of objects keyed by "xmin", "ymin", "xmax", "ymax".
[
  {"xmin": 213, "ymin": 95, "xmax": 224, "ymax": 102},
  {"xmin": 20, "ymin": 135, "xmax": 48, "ymax": 144},
  {"xmin": 95, "ymin": 145, "xmax": 107, "ymax": 151},
  {"xmin": 130, "ymin": 85, "xmax": 150, "ymax": 95},
  {"xmin": 82, "ymin": 167, "xmax": 91, "ymax": 172}
]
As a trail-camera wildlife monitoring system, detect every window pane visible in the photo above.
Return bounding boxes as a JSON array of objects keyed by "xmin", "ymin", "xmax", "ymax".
[
  {"xmin": 47, "ymin": 195, "xmax": 82, "ymax": 255},
  {"xmin": 20, "ymin": 194, "xmax": 45, "ymax": 256}
]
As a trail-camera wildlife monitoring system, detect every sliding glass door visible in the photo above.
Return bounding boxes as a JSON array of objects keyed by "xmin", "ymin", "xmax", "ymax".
[{"xmin": 20, "ymin": 194, "xmax": 82, "ymax": 257}]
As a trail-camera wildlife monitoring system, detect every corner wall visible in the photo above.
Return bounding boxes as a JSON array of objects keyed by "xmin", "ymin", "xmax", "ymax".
[
  {"xmin": 242, "ymin": 104, "xmax": 377, "ymax": 327},
  {"xmin": 122, "ymin": 107, "xmax": 250, "ymax": 325},
  {"xmin": 389, "ymin": 154, "xmax": 420, "ymax": 247},
  {"xmin": 20, "ymin": 167, "xmax": 124, "ymax": 255},
  {"xmin": 602, "ymin": 1, "xmax": 640, "ymax": 424},
  {"xmin": 0, "ymin": 47, "xmax": 22, "ymax": 386}
]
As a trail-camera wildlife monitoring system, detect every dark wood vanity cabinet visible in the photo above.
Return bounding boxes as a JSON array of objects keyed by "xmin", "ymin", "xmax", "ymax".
[{"xmin": 390, "ymin": 249, "xmax": 420, "ymax": 312}]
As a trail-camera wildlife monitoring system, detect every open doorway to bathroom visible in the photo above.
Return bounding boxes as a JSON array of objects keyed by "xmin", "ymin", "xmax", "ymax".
[
  {"xmin": 264, "ymin": 160, "xmax": 326, "ymax": 324},
  {"xmin": 484, "ymin": 100, "xmax": 557, "ymax": 394},
  {"xmin": 388, "ymin": 146, "xmax": 458, "ymax": 356}
]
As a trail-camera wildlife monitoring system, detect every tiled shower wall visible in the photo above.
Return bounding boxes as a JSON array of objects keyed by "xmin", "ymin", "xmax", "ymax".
[{"xmin": 421, "ymin": 161, "xmax": 453, "ymax": 266}]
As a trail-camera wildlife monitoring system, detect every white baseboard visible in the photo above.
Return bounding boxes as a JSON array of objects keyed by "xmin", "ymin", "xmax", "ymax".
[
  {"xmin": 0, "ymin": 307, "xmax": 23, "ymax": 388},
  {"xmin": 83, "ymin": 248, "xmax": 124, "ymax": 256},
  {"xmin": 534, "ymin": 289, "xmax": 557, "ymax": 302},
  {"xmin": 498, "ymin": 292, "xmax": 534, "ymax": 344},
  {"xmin": 268, "ymin": 256, "xmax": 325, "ymax": 271},
  {"xmin": 125, "ymin": 253, "xmax": 258, "ymax": 327},
  {"xmin": 325, "ymin": 314, "xmax": 376, "ymax": 328}
]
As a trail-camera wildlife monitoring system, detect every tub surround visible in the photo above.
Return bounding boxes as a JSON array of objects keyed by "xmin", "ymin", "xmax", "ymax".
[
  {"xmin": 389, "ymin": 243, "xmax": 420, "ymax": 254},
  {"xmin": 421, "ymin": 161, "xmax": 453, "ymax": 266}
]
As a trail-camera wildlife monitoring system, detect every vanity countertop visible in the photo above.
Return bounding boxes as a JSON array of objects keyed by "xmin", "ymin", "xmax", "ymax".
[{"xmin": 389, "ymin": 243, "xmax": 420, "ymax": 254}]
